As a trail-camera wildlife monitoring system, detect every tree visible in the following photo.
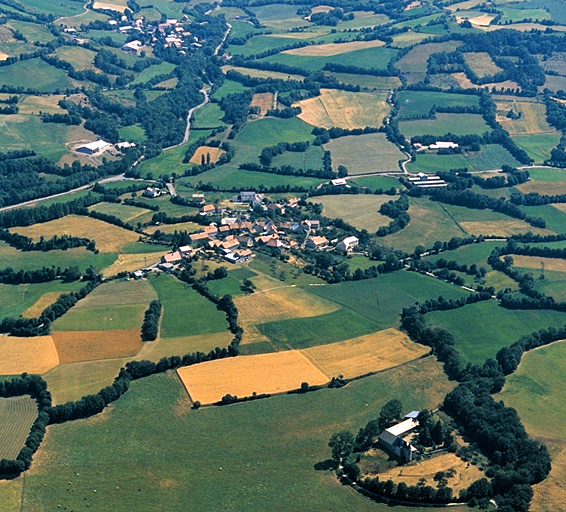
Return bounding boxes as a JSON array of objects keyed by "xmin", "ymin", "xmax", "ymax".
[
  {"xmin": 378, "ymin": 399, "xmax": 403, "ymax": 430},
  {"xmin": 328, "ymin": 430, "xmax": 354, "ymax": 466}
]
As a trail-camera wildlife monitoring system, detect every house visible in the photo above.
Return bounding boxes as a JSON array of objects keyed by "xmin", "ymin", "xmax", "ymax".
[
  {"xmin": 192, "ymin": 193, "xmax": 205, "ymax": 204},
  {"xmin": 203, "ymin": 225, "xmax": 218, "ymax": 237},
  {"xmin": 178, "ymin": 245, "xmax": 192, "ymax": 255},
  {"xmin": 235, "ymin": 191, "xmax": 264, "ymax": 205},
  {"xmin": 161, "ymin": 251, "xmax": 183, "ymax": 264},
  {"xmin": 224, "ymin": 248, "xmax": 254, "ymax": 264},
  {"xmin": 331, "ymin": 178, "xmax": 347, "ymax": 186},
  {"xmin": 336, "ymin": 236, "xmax": 359, "ymax": 254},
  {"xmin": 189, "ymin": 232, "xmax": 209, "ymax": 242},
  {"xmin": 279, "ymin": 221, "xmax": 292, "ymax": 231},
  {"xmin": 236, "ymin": 235, "xmax": 253, "ymax": 247},
  {"xmin": 157, "ymin": 262, "xmax": 175, "ymax": 272},
  {"xmin": 132, "ymin": 270, "xmax": 144, "ymax": 280},
  {"xmin": 119, "ymin": 25, "xmax": 134, "ymax": 33},
  {"xmin": 76, "ymin": 140, "xmax": 111, "ymax": 155},
  {"xmin": 122, "ymin": 40, "xmax": 142, "ymax": 54},
  {"xmin": 115, "ymin": 142, "xmax": 135, "ymax": 150},
  {"xmin": 266, "ymin": 239, "xmax": 288, "ymax": 253},
  {"xmin": 199, "ymin": 204, "xmax": 217, "ymax": 216},
  {"xmin": 304, "ymin": 219, "xmax": 320, "ymax": 230},
  {"xmin": 267, "ymin": 203, "xmax": 285, "ymax": 214},
  {"xmin": 219, "ymin": 225, "xmax": 231, "ymax": 234},
  {"xmin": 221, "ymin": 238, "xmax": 240, "ymax": 251},
  {"xmin": 377, "ymin": 418, "xmax": 419, "ymax": 463},
  {"xmin": 144, "ymin": 187, "xmax": 161, "ymax": 198},
  {"xmin": 306, "ymin": 236, "xmax": 328, "ymax": 250},
  {"xmin": 287, "ymin": 197, "xmax": 299, "ymax": 208}
]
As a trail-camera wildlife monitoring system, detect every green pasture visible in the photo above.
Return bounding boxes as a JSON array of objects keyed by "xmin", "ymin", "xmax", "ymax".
[
  {"xmin": 149, "ymin": 274, "xmax": 228, "ymax": 338},
  {"xmin": 397, "ymin": 90, "xmax": 479, "ymax": 119},
  {"xmin": 88, "ymin": 202, "xmax": 152, "ymax": 224},
  {"xmin": 250, "ymin": 3, "xmax": 308, "ymax": 30},
  {"xmin": 271, "ymin": 144, "xmax": 324, "ymax": 170},
  {"xmin": 519, "ymin": 204, "xmax": 566, "ymax": 233},
  {"xmin": 0, "ymin": 58, "xmax": 74, "ymax": 92},
  {"xmin": 53, "ymin": 46, "xmax": 96, "ymax": 70},
  {"xmin": 23, "ymin": 0, "xmax": 85, "ymax": 17},
  {"xmin": 192, "ymin": 102, "xmax": 225, "ymax": 128},
  {"xmin": 422, "ymin": 242, "xmax": 497, "ymax": 268},
  {"xmin": 52, "ymin": 302, "xmax": 148, "ymax": 331},
  {"xmin": 499, "ymin": 7, "xmax": 550, "ymax": 23},
  {"xmin": 323, "ymin": 72, "xmax": 401, "ymax": 91},
  {"xmin": 512, "ymin": 133, "xmax": 561, "ymax": 164},
  {"xmin": 227, "ymin": 35, "xmax": 301, "ymax": 57},
  {"xmin": 119, "ymin": 125, "xmax": 147, "ymax": 143},
  {"xmin": 529, "ymin": 269, "xmax": 566, "ymax": 301},
  {"xmin": 350, "ymin": 175, "xmax": 404, "ymax": 190},
  {"xmin": 427, "ymin": 301, "xmax": 566, "ymax": 365},
  {"xmin": 391, "ymin": 31, "xmax": 437, "ymax": 48},
  {"xmin": 249, "ymin": 253, "xmax": 324, "ymax": 287},
  {"xmin": 8, "ymin": 20, "xmax": 55, "ymax": 44},
  {"xmin": 7, "ymin": 361, "xmax": 468, "ymax": 511},
  {"xmin": 206, "ymin": 267, "xmax": 257, "ymax": 297},
  {"xmin": 131, "ymin": 62, "xmax": 176, "ymax": 85},
  {"xmin": 212, "ymin": 79, "xmax": 248, "ymax": 99},
  {"xmin": 399, "ymin": 113, "xmax": 491, "ymax": 138},
  {"xmin": 85, "ymin": 29, "xmax": 128, "ymax": 44}
]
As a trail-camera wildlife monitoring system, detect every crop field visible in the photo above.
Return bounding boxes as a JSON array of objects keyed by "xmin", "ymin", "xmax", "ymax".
[
  {"xmin": 52, "ymin": 329, "xmax": 142, "ymax": 364},
  {"xmin": 496, "ymin": 100, "xmax": 556, "ymax": 134},
  {"xmin": 397, "ymin": 90, "xmax": 480, "ymax": 119},
  {"xmin": 463, "ymin": 52, "xmax": 503, "ymax": 78},
  {"xmin": 325, "ymin": 133, "xmax": 405, "ymax": 174},
  {"xmin": 516, "ymin": 167, "xmax": 566, "ymax": 195},
  {"xmin": 53, "ymin": 46, "xmax": 96, "ymax": 71},
  {"xmin": 399, "ymin": 113, "xmax": 491, "ymax": 138},
  {"xmin": 15, "ymin": 215, "xmax": 140, "ymax": 253},
  {"xmin": 222, "ymin": 65, "xmax": 305, "ymax": 81},
  {"xmin": 250, "ymin": 92, "xmax": 276, "ymax": 115},
  {"xmin": 312, "ymin": 194, "xmax": 392, "ymax": 231},
  {"xmin": 177, "ymin": 350, "xmax": 329, "ymax": 404},
  {"xmin": 395, "ymin": 41, "xmax": 462, "ymax": 84},
  {"xmin": 284, "ymin": 39, "xmax": 385, "ymax": 57},
  {"xmin": 192, "ymin": 102, "xmax": 224, "ymax": 128},
  {"xmin": 498, "ymin": 341, "xmax": 566, "ymax": 512},
  {"xmin": 381, "ymin": 197, "xmax": 466, "ymax": 252},
  {"xmin": 22, "ymin": 291, "xmax": 67, "ymax": 318},
  {"xmin": 376, "ymin": 452, "xmax": 484, "ymax": 494},
  {"xmin": 323, "ymin": 72, "xmax": 401, "ymax": 90},
  {"xmin": 88, "ymin": 202, "xmax": 152, "ymax": 223},
  {"xmin": 451, "ymin": 72, "xmax": 520, "ymax": 91},
  {"xmin": 0, "ymin": 335, "xmax": 59, "ymax": 375},
  {"xmin": 0, "ymin": 396, "xmax": 38, "ymax": 460},
  {"xmin": 301, "ymin": 328, "xmax": 430, "ymax": 379},
  {"xmin": 7, "ymin": 359, "xmax": 464, "ymax": 512},
  {"xmin": 513, "ymin": 133, "xmax": 561, "ymax": 164},
  {"xmin": 427, "ymin": 301, "xmax": 566, "ymax": 365},
  {"xmin": 149, "ymin": 274, "xmax": 228, "ymax": 338},
  {"xmin": 391, "ymin": 31, "xmax": 436, "ymax": 48},
  {"xmin": 0, "ymin": 58, "xmax": 74, "ymax": 92},
  {"xmin": 294, "ymin": 89, "xmax": 389, "ymax": 129},
  {"xmin": 189, "ymin": 145, "xmax": 225, "ymax": 165},
  {"xmin": 77, "ymin": 279, "xmax": 157, "ymax": 308}
]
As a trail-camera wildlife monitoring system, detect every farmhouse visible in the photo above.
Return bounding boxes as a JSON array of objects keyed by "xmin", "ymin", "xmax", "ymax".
[
  {"xmin": 336, "ymin": 235, "xmax": 359, "ymax": 254},
  {"xmin": 157, "ymin": 262, "xmax": 175, "ymax": 272},
  {"xmin": 161, "ymin": 251, "xmax": 183, "ymax": 264},
  {"xmin": 76, "ymin": 140, "xmax": 111, "ymax": 155},
  {"xmin": 200, "ymin": 204, "xmax": 217, "ymax": 216},
  {"xmin": 178, "ymin": 245, "xmax": 192, "ymax": 255},
  {"xmin": 306, "ymin": 236, "xmax": 328, "ymax": 250},
  {"xmin": 144, "ymin": 187, "xmax": 161, "ymax": 198},
  {"xmin": 233, "ymin": 191, "xmax": 265, "ymax": 205},
  {"xmin": 377, "ymin": 417, "xmax": 419, "ymax": 462},
  {"xmin": 224, "ymin": 248, "xmax": 254, "ymax": 264},
  {"xmin": 192, "ymin": 193, "xmax": 205, "ymax": 204},
  {"xmin": 122, "ymin": 40, "xmax": 142, "ymax": 54},
  {"xmin": 189, "ymin": 232, "xmax": 209, "ymax": 242}
]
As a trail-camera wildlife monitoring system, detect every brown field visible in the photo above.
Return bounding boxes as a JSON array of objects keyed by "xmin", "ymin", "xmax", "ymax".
[
  {"xmin": 531, "ymin": 441, "xmax": 566, "ymax": 512},
  {"xmin": 463, "ymin": 52, "xmax": 503, "ymax": 78},
  {"xmin": 301, "ymin": 328, "xmax": 430, "ymax": 379},
  {"xmin": 284, "ymin": 39, "xmax": 385, "ymax": 57},
  {"xmin": 451, "ymin": 72, "xmax": 520, "ymax": 91},
  {"xmin": 512, "ymin": 255, "xmax": 566, "ymax": 273},
  {"xmin": 0, "ymin": 335, "xmax": 59, "ymax": 374},
  {"xmin": 52, "ymin": 329, "xmax": 142, "ymax": 364},
  {"xmin": 459, "ymin": 220, "xmax": 551, "ymax": 236},
  {"xmin": 222, "ymin": 65, "xmax": 305, "ymax": 81},
  {"xmin": 517, "ymin": 180, "xmax": 566, "ymax": 196},
  {"xmin": 250, "ymin": 92, "xmax": 276, "ymax": 115},
  {"xmin": 189, "ymin": 145, "xmax": 226, "ymax": 165},
  {"xmin": 496, "ymin": 100, "xmax": 555, "ymax": 134},
  {"xmin": 177, "ymin": 350, "xmax": 329, "ymax": 404},
  {"xmin": 101, "ymin": 251, "xmax": 168, "ymax": 277},
  {"xmin": 92, "ymin": 1, "xmax": 127, "ymax": 12},
  {"xmin": 75, "ymin": 278, "xmax": 157, "ymax": 308},
  {"xmin": 376, "ymin": 453, "xmax": 484, "ymax": 494},
  {"xmin": 15, "ymin": 215, "xmax": 139, "ymax": 253},
  {"xmin": 22, "ymin": 291, "xmax": 67, "ymax": 318},
  {"xmin": 294, "ymin": 88, "xmax": 389, "ymax": 129}
]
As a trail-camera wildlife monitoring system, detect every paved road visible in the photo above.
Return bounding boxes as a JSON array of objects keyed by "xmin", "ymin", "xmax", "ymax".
[{"xmin": 164, "ymin": 87, "xmax": 210, "ymax": 151}]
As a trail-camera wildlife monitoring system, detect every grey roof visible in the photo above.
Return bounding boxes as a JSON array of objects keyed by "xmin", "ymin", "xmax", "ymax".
[
  {"xmin": 377, "ymin": 431, "xmax": 398, "ymax": 447},
  {"xmin": 405, "ymin": 411, "xmax": 420, "ymax": 419}
]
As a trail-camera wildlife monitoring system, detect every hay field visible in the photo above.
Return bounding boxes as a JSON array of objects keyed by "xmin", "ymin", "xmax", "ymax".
[
  {"xmin": 92, "ymin": 1, "xmax": 128, "ymax": 12},
  {"xmin": 16, "ymin": 94, "xmax": 66, "ymax": 115},
  {"xmin": 53, "ymin": 46, "xmax": 96, "ymax": 71},
  {"xmin": 459, "ymin": 220, "xmax": 550, "ymax": 237},
  {"xmin": 463, "ymin": 52, "xmax": 503, "ymax": 78},
  {"xmin": 88, "ymin": 202, "xmax": 152, "ymax": 223},
  {"xmin": 451, "ymin": 72, "xmax": 520, "ymax": 91},
  {"xmin": 222, "ymin": 65, "xmax": 305, "ymax": 81},
  {"xmin": 101, "ymin": 251, "xmax": 168, "ymax": 277},
  {"xmin": 177, "ymin": 350, "xmax": 329, "ymax": 404},
  {"xmin": 496, "ymin": 100, "xmax": 555, "ymax": 134},
  {"xmin": 312, "ymin": 194, "xmax": 392, "ymax": 231},
  {"xmin": 512, "ymin": 255, "xmax": 566, "ymax": 272},
  {"xmin": 284, "ymin": 39, "xmax": 384, "ymax": 57},
  {"xmin": 15, "ymin": 215, "xmax": 139, "ymax": 253},
  {"xmin": 396, "ymin": 41, "xmax": 462, "ymax": 85},
  {"xmin": 75, "ymin": 279, "xmax": 157, "ymax": 308},
  {"xmin": 376, "ymin": 453, "xmax": 484, "ymax": 494},
  {"xmin": 0, "ymin": 396, "xmax": 38, "ymax": 460},
  {"xmin": 0, "ymin": 335, "xmax": 59, "ymax": 374},
  {"xmin": 294, "ymin": 89, "xmax": 389, "ymax": 129},
  {"xmin": 52, "ymin": 329, "xmax": 142, "ymax": 364},
  {"xmin": 189, "ymin": 145, "xmax": 225, "ymax": 165},
  {"xmin": 301, "ymin": 328, "xmax": 429, "ymax": 379},
  {"xmin": 250, "ymin": 92, "xmax": 276, "ymax": 115},
  {"xmin": 325, "ymin": 132, "xmax": 405, "ymax": 174},
  {"xmin": 22, "ymin": 291, "xmax": 66, "ymax": 318}
]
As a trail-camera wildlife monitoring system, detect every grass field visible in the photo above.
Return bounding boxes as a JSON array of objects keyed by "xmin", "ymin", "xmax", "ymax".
[
  {"xmin": 101, "ymin": 251, "xmax": 169, "ymax": 277},
  {"xmin": 323, "ymin": 71, "xmax": 401, "ymax": 91},
  {"xmin": 294, "ymin": 89, "xmax": 389, "ymax": 129},
  {"xmin": 0, "ymin": 396, "xmax": 37, "ymax": 460},
  {"xmin": 517, "ymin": 167, "xmax": 566, "ymax": 195},
  {"xmin": 518, "ymin": 204, "xmax": 566, "ymax": 233},
  {"xmin": 498, "ymin": 341, "xmax": 566, "ymax": 512},
  {"xmin": 212, "ymin": 79, "xmax": 247, "ymax": 99},
  {"xmin": 284, "ymin": 39, "xmax": 385, "ymax": 57},
  {"xmin": 149, "ymin": 274, "xmax": 228, "ymax": 338},
  {"xmin": 22, "ymin": 291, "xmax": 68, "ymax": 318},
  {"xmin": 118, "ymin": 124, "xmax": 147, "ymax": 143},
  {"xmin": 177, "ymin": 350, "xmax": 329, "ymax": 404},
  {"xmin": 52, "ymin": 329, "xmax": 142, "ymax": 364},
  {"xmin": 130, "ymin": 62, "xmax": 176, "ymax": 85},
  {"xmin": 271, "ymin": 144, "xmax": 324, "ymax": 170},
  {"xmin": 0, "ymin": 58, "xmax": 74, "ymax": 92},
  {"xmin": 395, "ymin": 41, "xmax": 462, "ymax": 84},
  {"xmin": 496, "ymin": 100, "xmax": 555, "ymax": 135},
  {"xmin": 399, "ymin": 113, "xmax": 491, "ymax": 138},
  {"xmin": 89, "ymin": 202, "xmax": 152, "ymax": 223},
  {"xmin": 350, "ymin": 175, "xmax": 404, "ymax": 190},
  {"xmin": 513, "ymin": 133, "xmax": 561, "ymax": 164},
  {"xmin": 53, "ymin": 46, "xmax": 96, "ymax": 71},
  {"xmin": 312, "ymin": 194, "xmax": 392, "ymax": 231},
  {"xmin": 8, "ymin": 20, "xmax": 54, "ymax": 44},
  {"xmin": 301, "ymin": 327, "xmax": 429, "ymax": 379},
  {"xmin": 397, "ymin": 90, "xmax": 480, "ymax": 119},
  {"xmin": 325, "ymin": 133, "xmax": 405, "ymax": 174},
  {"xmin": 427, "ymin": 301, "xmax": 566, "ymax": 365},
  {"xmin": 3, "ymin": 357, "xmax": 466, "ymax": 511},
  {"xmin": 15, "ymin": 94, "xmax": 66, "ymax": 115},
  {"xmin": 15, "ymin": 215, "xmax": 140, "ymax": 253},
  {"xmin": 0, "ymin": 335, "xmax": 59, "ymax": 375},
  {"xmin": 222, "ymin": 65, "xmax": 305, "ymax": 81},
  {"xmin": 463, "ymin": 52, "xmax": 503, "ymax": 78},
  {"xmin": 192, "ymin": 102, "xmax": 225, "ymax": 128}
]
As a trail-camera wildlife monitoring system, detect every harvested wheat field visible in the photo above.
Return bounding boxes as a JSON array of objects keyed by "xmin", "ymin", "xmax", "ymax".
[
  {"xmin": 284, "ymin": 39, "xmax": 385, "ymax": 57},
  {"xmin": 459, "ymin": 220, "xmax": 550, "ymax": 237},
  {"xmin": 189, "ymin": 146, "xmax": 226, "ymax": 165},
  {"xmin": 92, "ymin": 1, "xmax": 127, "ymax": 12},
  {"xmin": 451, "ymin": 72, "xmax": 520, "ymax": 91},
  {"xmin": 0, "ymin": 335, "xmax": 59, "ymax": 374},
  {"xmin": 177, "ymin": 350, "xmax": 329, "ymax": 404},
  {"xmin": 376, "ymin": 453, "xmax": 484, "ymax": 494},
  {"xmin": 511, "ymin": 255, "xmax": 566, "ymax": 272},
  {"xmin": 250, "ymin": 92, "xmax": 276, "ymax": 115},
  {"xmin": 531, "ymin": 440, "xmax": 566, "ymax": 512},
  {"xmin": 15, "ymin": 215, "xmax": 139, "ymax": 253},
  {"xmin": 52, "ymin": 329, "xmax": 142, "ymax": 364},
  {"xmin": 22, "ymin": 291, "xmax": 66, "ymax": 318},
  {"xmin": 496, "ymin": 100, "xmax": 555, "ymax": 134},
  {"xmin": 294, "ymin": 89, "xmax": 389, "ymax": 129},
  {"xmin": 18, "ymin": 94, "xmax": 66, "ymax": 115},
  {"xmin": 301, "ymin": 328, "xmax": 429, "ymax": 379}
]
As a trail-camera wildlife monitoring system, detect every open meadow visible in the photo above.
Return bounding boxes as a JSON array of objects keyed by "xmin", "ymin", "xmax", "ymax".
[
  {"xmin": 397, "ymin": 90, "xmax": 479, "ymax": 119},
  {"xmin": 0, "ymin": 396, "xmax": 37, "ymax": 460},
  {"xmin": 399, "ymin": 113, "xmax": 491, "ymax": 138}
]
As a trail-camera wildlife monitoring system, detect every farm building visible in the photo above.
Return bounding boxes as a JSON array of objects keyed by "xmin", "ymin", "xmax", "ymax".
[
  {"xmin": 304, "ymin": 219, "xmax": 320, "ymax": 230},
  {"xmin": 192, "ymin": 193, "xmax": 205, "ymax": 204},
  {"xmin": 178, "ymin": 245, "xmax": 192, "ymax": 255},
  {"xmin": 157, "ymin": 262, "xmax": 175, "ymax": 272},
  {"xmin": 233, "ymin": 191, "xmax": 265, "ymax": 205},
  {"xmin": 199, "ymin": 204, "xmax": 217, "ymax": 216},
  {"xmin": 306, "ymin": 236, "xmax": 328, "ymax": 250},
  {"xmin": 161, "ymin": 251, "xmax": 183, "ymax": 264},
  {"xmin": 407, "ymin": 173, "xmax": 447, "ymax": 189},
  {"xmin": 132, "ymin": 270, "xmax": 144, "ymax": 280},
  {"xmin": 76, "ymin": 140, "xmax": 111, "ymax": 155},
  {"xmin": 144, "ymin": 187, "xmax": 162, "ymax": 198},
  {"xmin": 331, "ymin": 178, "xmax": 347, "ymax": 186},
  {"xmin": 224, "ymin": 249, "xmax": 254, "ymax": 264},
  {"xmin": 336, "ymin": 236, "xmax": 359, "ymax": 254},
  {"xmin": 430, "ymin": 141, "xmax": 459, "ymax": 150},
  {"xmin": 189, "ymin": 232, "xmax": 209, "ymax": 243},
  {"xmin": 377, "ymin": 417, "xmax": 419, "ymax": 462},
  {"xmin": 122, "ymin": 40, "xmax": 142, "ymax": 54}
]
